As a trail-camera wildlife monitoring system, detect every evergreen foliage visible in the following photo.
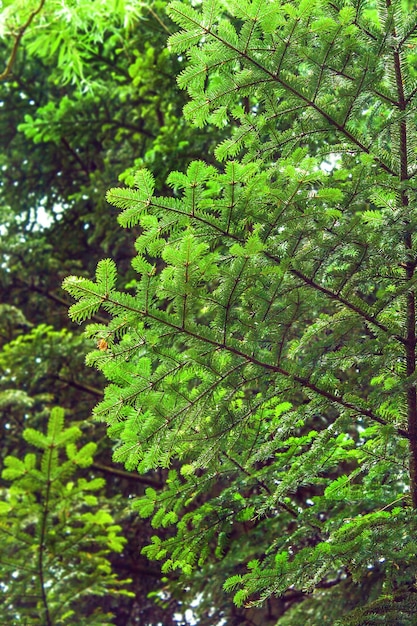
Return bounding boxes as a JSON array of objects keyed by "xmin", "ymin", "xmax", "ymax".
[
  {"xmin": 1, "ymin": 0, "xmax": 219, "ymax": 621},
  {"xmin": 64, "ymin": 0, "xmax": 417, "ymax": 622},
  {"xmin": 0, "ymin": 407, "xmax": 132, "ymax": 624}
]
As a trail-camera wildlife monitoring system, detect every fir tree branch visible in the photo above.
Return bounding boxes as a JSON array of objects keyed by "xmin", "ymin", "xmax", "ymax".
[
  {"xmin": 145, "ymin": 197, "xmax": 406, "ymax": 345},
  {"xmin": 16, "ymin": 277, "xmax": 109, "ymax": 324},
  {"xmin": 170, "ymin": 7, "xmax": 397, "ymax": 176},
  {"xmin": 288, "ymin": 267, "xmax": 403, "ymax": 342},
  {"xmin": 222, "ymin": 451, "xmax": 321, "ymax": 530},
  {"xmin": 398, "ymin": 21, "xmax": 417, "ymax": 49},
  {"xmin": 318, "ymin": 63, "xmax": 398, "ymax": 107},
  {"xmin": 101, "ymin": 293, "xmax": 410, "ymax": 439},
  {"xmin": 223, "ymin": 451, "xmax": 273, "ymax": 496},
  {"xmin": 328, "ymin": 1, "xmax": 377, "ymax": 42},
  {"xmin": 405, "ymin": 84, "xmax": 417, "ymax": 107}
]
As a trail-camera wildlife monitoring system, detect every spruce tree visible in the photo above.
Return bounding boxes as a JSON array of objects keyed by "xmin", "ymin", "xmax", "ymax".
[{"xmin": 64, "ymin": 0, "xmax": 417, "ymax": 622}]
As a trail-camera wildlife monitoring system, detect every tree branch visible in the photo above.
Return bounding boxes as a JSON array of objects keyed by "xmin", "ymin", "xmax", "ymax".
[
  {"xmin": 16, "ymin": 277, "xmax": 109, "ymax": 324},
  {"xmin": 100, "ymin": 292, "xmax": 410, "ymax": 439},
  {"xmin": 170, "ymin": 7, "xmax": 397, "ymax": 176},
  {"xmin": 134, "ymin": 194, "xmax": 406, "ymax": 345},
  {"xmin": 110, "ymin": 555, "xmax": 163, "ymax": 577},
  {"xmin": 0, "ymin": 0, "xmax": 46, "ymax": 81},
  {"xmin": 288, "ymin": 267, "xmax": 405, "ymax": 344},
  {"xmin": 386, "ymin": 0, "xmax": 417, "ymax": 508},
  {"xmin": 38, "ymin": 438, "xmax": 53, "ymax": 626},
  {"xmin": 53, "ymin": 375, "xmax": 103, "ymax": 398},
  {"xmin": 92, "ymin": 461, "xmax": 162, "ymax": 488}
]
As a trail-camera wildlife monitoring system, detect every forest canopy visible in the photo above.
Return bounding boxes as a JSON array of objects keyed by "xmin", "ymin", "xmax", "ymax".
[{"xmin": 2, "ymin": 0, "xmax": 417, "ymax": 624}]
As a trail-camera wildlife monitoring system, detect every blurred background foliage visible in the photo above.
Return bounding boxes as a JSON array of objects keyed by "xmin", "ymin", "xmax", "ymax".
[{"xmin": 0, "ymin": 0, "xmax": 227, "ymax": 622}]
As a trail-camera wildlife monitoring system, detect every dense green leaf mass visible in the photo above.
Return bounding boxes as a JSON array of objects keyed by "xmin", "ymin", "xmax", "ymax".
[
  {"xmin": 64, "ymin": 0, "xmax": 417, "ymax": 623},
  {"xmin": 0, "ymin": 0, "xmax": 227, "ymax": 623},
  {"xmin": 3, "ymin": 0, "xmax": 417, "ymax": 623}
]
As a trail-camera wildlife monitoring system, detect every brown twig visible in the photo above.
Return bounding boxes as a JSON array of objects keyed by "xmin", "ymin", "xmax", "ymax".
[
  {"xmin": 92, "ymin": 462, "xmax": 162, "ymax": 488},
  {"xmin": 0, "ymin": 0, "xmax": 47, "ymax": 81}
]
